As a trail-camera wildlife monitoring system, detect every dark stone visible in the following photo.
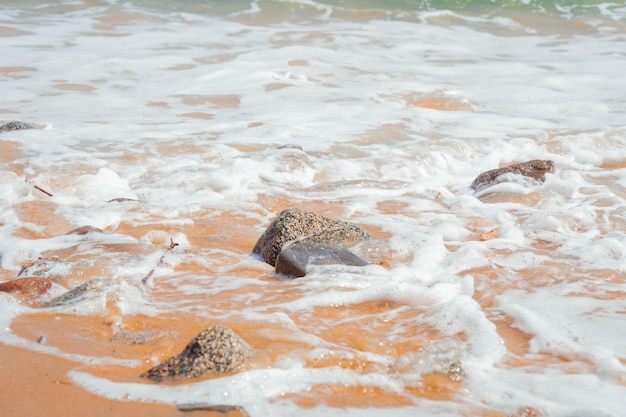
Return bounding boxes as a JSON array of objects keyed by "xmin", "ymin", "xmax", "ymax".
[
  {"xmin": 252, "ymin": 209, "xmax": 370, "ymax": 266},
  {"xmin": 0, "ymin": 121, "xmax": 34, "ymax": 131},
  {"xmin": 275, "ymin": 241, "xmax": 368, "ymax": 278},
  {"xmin": 140, "ymin": 325, "xmax": 253, "ymax": 382},
  {"xmin": 471, "ymin": 160, "xmax": 555, "ymax": 192}
]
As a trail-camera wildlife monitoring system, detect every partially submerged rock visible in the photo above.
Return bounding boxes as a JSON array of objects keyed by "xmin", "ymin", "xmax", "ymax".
[
  {"xmin": 0, "ymin": 120, "xmax": 34, "ymax": 131},
  {"xmin": 391, "ymin": 343, "xmax": 465, "ymax": 382},
  {"xmin": 471, "ymin": 160, "xmax": 555, "ymax": 192},
  {"xmin": 176, "ymin": 404, "xmax": 249, "ymax": 416},
  {"xmin": 0, "ymin": 277, "xmax": 52, "ymax": 297},
  {"xmin": 252, "ymin": 209, "xmax": 370, "ymax": 267},
  {"xmin": 141, "ymin": 325, "xmax": 253, "ymax": 382},
  {"xmin": 511, "ymin": 407, "xmax": 541, "ymax": 417},
  {"xmin": 17, "ymin": 257, "xmax": 63, "ymax": 278},
  {"xmin": 42, "ymin": 278, "xmax": 114, "ymax": 307},
  {"xmin": 275, "ymin": 241, "xmax": 368, "ymax": 278},
  {"xmin": 65, "ymin": 225, "xmax": 104, "ymax": 235},
  {"xmin": 110, "ymin": 328, "xmax": 176, "ymax": 345}
]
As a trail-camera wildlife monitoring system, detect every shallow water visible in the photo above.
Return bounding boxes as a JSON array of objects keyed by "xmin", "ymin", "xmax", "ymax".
[{"xmin": 1, "ymin": 1, "xmax": 626, "ymax": 416}]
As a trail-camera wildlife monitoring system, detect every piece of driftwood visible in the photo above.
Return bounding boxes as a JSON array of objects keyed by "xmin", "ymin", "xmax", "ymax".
[{"xmin": 142, "ymin": 238, "xmax": 179, "ymax": 284}]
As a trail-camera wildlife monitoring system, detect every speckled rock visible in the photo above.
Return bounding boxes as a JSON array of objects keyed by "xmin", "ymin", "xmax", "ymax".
[
  {"xmin": 252, "ymin": 209, "xmax": 370, "ymax": 266},
  {"xmin": 0, "ymin": 121, "xmax": 34, "ymax": 131},
  {"xmin": 471, "ymin": 160, "xmax": 555, "ymax": 192},
  {"xmin": 110, "ymin": 328, "xmax": 176, "ymax": 345},
  {"xmin": 275, "ymin": 241, "xmax": 369, "ymax": 278},
  {"xmin": 140, "ymin": 325, "xmax": 253, "ymax": 382}
]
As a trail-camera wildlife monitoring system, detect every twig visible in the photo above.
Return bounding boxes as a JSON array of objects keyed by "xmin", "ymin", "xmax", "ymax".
[
  {"xmin": 142, "ymin": 237, "xmax": 179, "ymax": 285},
  {"xmin": 33, "ymin": 184, "xmax": 53, "ymax": 196}
]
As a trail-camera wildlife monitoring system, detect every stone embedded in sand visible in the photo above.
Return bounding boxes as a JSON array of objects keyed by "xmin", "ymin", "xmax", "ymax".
[
  {"xmin": 0, "ymin": 120, "xmax": 34, "ymax": 131},
  {"xmin": 275, "ymin": 241, "xmax": 369, "ymax": 278},
  {"xmin": 140, "ymin": 325, "xmax": 253, "ymax": 382},
  {"xmin": 110, "ymin": 328, "xmax": 176, "ymax": 345},
  {"xmin": 176, "ymin": 404, "xmax": 249, "ymax": 415},
  {"xmin": 252, "ymin": 209, "xmax": 370, "ymax": 267},
  {"xmin": 0, "ymin": 277, "xmax": 52, "ymax": 297},
  {"xmin": 471, "ymin": 160, "xmax": 555, "ymax": 192}
]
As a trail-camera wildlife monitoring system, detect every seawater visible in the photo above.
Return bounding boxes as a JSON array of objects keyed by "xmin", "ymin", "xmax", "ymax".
[{"xmin": 1, "ymin": 0, "xmax": 625, "ymax": 416}]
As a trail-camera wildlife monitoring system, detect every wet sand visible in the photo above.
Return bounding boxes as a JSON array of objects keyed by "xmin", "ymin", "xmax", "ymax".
[{"xmin": 0, "ymin": 343, "xmax": 180, "ymax": 417}]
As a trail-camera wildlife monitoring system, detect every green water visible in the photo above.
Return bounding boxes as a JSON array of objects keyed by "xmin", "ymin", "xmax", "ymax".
[
  {"xmin": 315, "ymin": 0, "xmax": 625, "ymax": 18},
  {"xmin": 3, "ymin": 0, "xmax": 625, "ymax": 25}
]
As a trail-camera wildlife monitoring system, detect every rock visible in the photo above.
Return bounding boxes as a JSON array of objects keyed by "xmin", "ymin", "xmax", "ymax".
[
  {"xmin": 252, "ymin": 209, "xmax": 370, "ymax": 266},
  {"xmin": 0, "ymin": 120, "xmax": 34, "ymax": 131},
  {"xmin": 110, "ymin": 328, "xmax": 176, "ymax": 345},
  {"xmin": 391, "ymin": 344, "xmax": 465, "ymax": 382},
  {"xmin": 42, "ymin": 279, "xmax": 114, "ymax": 307},
  {"xmin": 275, "ymin": 241, "xmax": 368, "ymax": 278},
  {"xmin": 65, "ymin": 225, "xmax": 103, "ymax": 235},
  {"xmin": 140, "ymin": 325, "xmax": 253, "ymax": 382},
  {"xmin": 176, "ymin": 404, "xmax": 249, "ymax": 415},
  {"xmin": 17, "ymin": 257, "xmax": 62, "ymax": 278},
  {"xmin": 277, "ymin": 144, "xmax": 303, "ymax": 150},
  {"xmin": 108, "ymin": 197, "xmax": 138, "ymax": 203},
  {"xmin": 0, "ymin": 277, "xmax": 52, "ymax": 297},
  {"xmin": 471, "ymin": 160, "xmax": 555, "ymax": 192},
  {"xmin": 511, "ymin": 407, "xmax": 541, "ymax": 417}
]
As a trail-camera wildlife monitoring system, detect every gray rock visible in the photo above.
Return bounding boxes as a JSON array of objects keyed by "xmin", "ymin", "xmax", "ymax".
[
  {"xmin": 471, "ymin": 159, "xmax": 555, "ymax": 192},
  {"xmin": 41, "ymin": 279, "xmax": 114, "ymax": 307},
  {"xmin": 275, "ymin": 241, "xmax": 368, "ymax": 278},
  {"xmin": 0, "ymin": 120, "xmax": 34, "ymax": 131},
  {"xmin": 140, "ymin": 325, "xmax": 253, "ymax": 382},
  {"xmin": 176, "ymin": 404, "xmax": 249, "ymax": 415},
  {"xmin": 252, "ymin": 209, "xmax": 370, "ymax": 266}
]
